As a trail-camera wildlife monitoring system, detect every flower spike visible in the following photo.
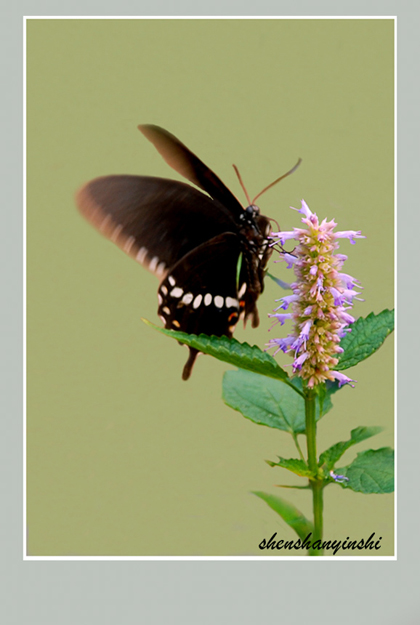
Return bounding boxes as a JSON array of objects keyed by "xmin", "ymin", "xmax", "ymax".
[{"xmin": 266, "ymin": 201, "xmax": 364, "ymax": 388}]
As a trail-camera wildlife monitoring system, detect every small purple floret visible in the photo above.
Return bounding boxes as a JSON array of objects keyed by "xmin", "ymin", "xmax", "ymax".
[{"xmin": 330, "ymin": 470, "xmax": 349, "ymax": 483}]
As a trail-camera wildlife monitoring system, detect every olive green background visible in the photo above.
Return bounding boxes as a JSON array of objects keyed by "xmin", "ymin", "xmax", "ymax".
[{"xmin": 27, "ymin": 18, "xmax": 394, "ymax": 556}]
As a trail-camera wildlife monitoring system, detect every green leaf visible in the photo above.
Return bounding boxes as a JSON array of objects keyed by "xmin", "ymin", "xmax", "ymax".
[
  {"xmin": 336, "ymin": 309, "xmax": 394, "ymax": 371},
  {"xmin": 319, "ymin": 426, "xmax": 384, "ymax": 471},
  {"xmin": 275, "ymin": 484, "xmax": 311, "ymax": 490},
  {"xmin": 315, "ymin": 383, "xmax": 330, "ymax": 417},
  {"xmin": 253, "ymin": 491, "xmax": 313, "ymax": 541},
  {"xmin": 143, "ymin": 320, "xmax": 293, "ymax": 386},
  {"xmin": 266, "ymin": 457, "xmax": 313, "ymax": 478},
  {"xmin": 336, "ymin": 447, "xmax": 394, "ymax": 494},
  {"xmin": 324, "ymin": 380, "xmax": 343, "ymax": 397},
  {"xmin": 266, "ymin": 272, "xmax": 291, "ymax": 290},
  {"xmin": 222, "ymin": 369, "xmax": 333, "ymax": 434}
]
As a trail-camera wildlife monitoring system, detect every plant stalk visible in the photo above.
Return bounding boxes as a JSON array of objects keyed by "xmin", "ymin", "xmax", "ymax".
[{"xmin": 305, "ymin": 389, "xmax": 324, "ymax": 555}]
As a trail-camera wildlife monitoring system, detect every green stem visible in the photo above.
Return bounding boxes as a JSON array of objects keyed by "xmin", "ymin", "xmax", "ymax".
[
  {"xmin": 305, "ymin": 390, "xmax": 317, "ymax": 473},
  {"xmin": 312, "ymin": 481, "xmax": 324, "ymax": 548},
  {"xmin": 305, "ymin": 389, "xmax": 324, "ymax": 556}
]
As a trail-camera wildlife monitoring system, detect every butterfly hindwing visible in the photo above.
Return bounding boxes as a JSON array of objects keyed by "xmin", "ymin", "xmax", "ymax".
[
  {"xmin": 157, "ymin": 233, "xmax": 245, "ymax": 379},
  {"xmin": 158, "ymin": 233, "xmax": 242, "ymax": 336}
]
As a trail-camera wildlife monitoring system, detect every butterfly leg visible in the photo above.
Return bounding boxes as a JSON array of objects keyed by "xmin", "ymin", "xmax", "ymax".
[{"xmin": 182, "ymin": 347, "xmax": 200, "ymax": 381}]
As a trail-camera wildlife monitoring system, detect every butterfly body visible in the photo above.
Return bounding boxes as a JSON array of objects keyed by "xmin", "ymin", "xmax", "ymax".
[{"xmin": 76, "ymin": 125, "xmax": 275, "ymax": 379}]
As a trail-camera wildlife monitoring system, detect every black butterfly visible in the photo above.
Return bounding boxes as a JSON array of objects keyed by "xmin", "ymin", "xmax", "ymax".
[{"xmin": 76, "ymin": 125, "xmax": 300, "ymax": 380}]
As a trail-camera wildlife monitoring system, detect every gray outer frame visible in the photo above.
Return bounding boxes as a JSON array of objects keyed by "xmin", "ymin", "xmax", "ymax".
[{"xmin": 3, "ymin": 1, "xmax": 419, "ymax": 624}]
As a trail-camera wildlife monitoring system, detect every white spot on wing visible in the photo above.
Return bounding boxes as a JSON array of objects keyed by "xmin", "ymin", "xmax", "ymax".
[
  {"xmin": 170, "ymin": 287, "xmax": 183, "ymax": 298},
  {"xmin": 160, "ymin": 285, "xmax": 168, "ymax": 295},
  {"xmin": 156, "ymin": 262, "xmax": 166, "ymax": 277},
  {"xmin": 214, "ymin": 296, "xmax": 224, "ymax": 308},
  {"xmin": 204, "ymin": 294, "xmax": 212, "ymax": 306},
  {"xmin": 149, "ymin": 256, "xmax": 159, "ymax": 272},
  {"xmin": 193, "ymin": 294, "xmax": 202, "ymax": 309},
  {"xmin": 238, "ymin": 283, "xmax": 247, "ymax": 297},
  {"xmin": 99, "ymin": 213, "xmax": 112, "ymax": 232},
  {"xmin": 168, "ymin": 276, "xmax": 175, "ymax": 286},
  {"xmin": 226, "ymin": 297, "xmax": 239, "ymax": 309},
  {"xmin": 110, "ymin": 223, "xmax": 123, "ymax": 242},
  {"xmin": 136, "ymin": 246, "xmax": 148, "ymax": 264},
  {"xmin": 182, "ymin": 293, "xmax": 193, "ymax": 305},
  {"xmin": 157, "ymin": 294, "xmax": 163, "ymax": 305},
  {"xmin": 123, "ymin": 235, "xmax": 136, "ymax": 253},
  {"xmin": 162, "ymin": 307, "xmax": 170, "ymax": 315}
]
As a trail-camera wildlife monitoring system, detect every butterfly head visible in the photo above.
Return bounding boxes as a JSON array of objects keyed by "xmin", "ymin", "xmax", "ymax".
[
  {"xmin": 245, "ymin": 204, "xmax": 260, "ymax": 217},
  {"xmin": 240, "ymin": 203, "xmax": 260, "ymax": 226}
]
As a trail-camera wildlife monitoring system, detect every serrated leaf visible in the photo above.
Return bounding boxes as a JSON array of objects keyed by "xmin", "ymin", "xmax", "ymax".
[
  {"xmin": 266, "ymin": 457, "xmax": 313, "ymax": 478},
  {"xmin": 222, "ymin": 369, "xmax": 332, "ymax": 434},
  {"xmin": 336, "ymin": 309, "xmax": 394, "ymax": 371},
  {"xmin": 319, "ymin": 426, "xmax": 384, "ymax": 471},
  {"xmin": 336, "ymin": 447, "xmax": 394, "ymax": 494},
  {"xmin": 143, "ymin": 320, "xmax": 293, "ymax": 385},
  {"xmin": 253, "ymin": 491, "xmax": 313, "ymax": 541}
]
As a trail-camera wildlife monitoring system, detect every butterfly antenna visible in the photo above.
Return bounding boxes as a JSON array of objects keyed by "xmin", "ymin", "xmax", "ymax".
[
  {"xmin": 232, "ymin": 164, "xmax": 252, "ymax": 206},
  {"xmin": 252, "ymin": 158, "xmax": 302, "ymax": 204}
]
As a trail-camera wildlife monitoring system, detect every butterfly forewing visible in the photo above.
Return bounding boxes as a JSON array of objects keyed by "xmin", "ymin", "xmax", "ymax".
[
  {"xmin": 139, "ymin": 125, "xmax": 244, "ymax": 219},
  {"xmin": 76, "ymin": 174, "xmax": 238, "ymax": 278}
]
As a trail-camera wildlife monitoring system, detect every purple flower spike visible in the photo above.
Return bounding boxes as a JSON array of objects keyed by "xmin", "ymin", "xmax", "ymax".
[{"xmin": 266, "ymin": 200, "xmax": 363, "ymax": 388}]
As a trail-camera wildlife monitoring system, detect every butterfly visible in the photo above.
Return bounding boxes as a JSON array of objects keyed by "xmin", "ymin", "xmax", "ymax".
[{"xmin": 76, "ymin": 125, "xmax": 300, "ymax": 380}]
